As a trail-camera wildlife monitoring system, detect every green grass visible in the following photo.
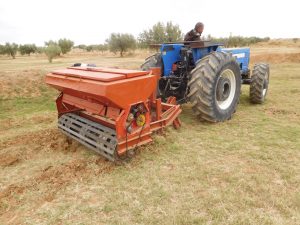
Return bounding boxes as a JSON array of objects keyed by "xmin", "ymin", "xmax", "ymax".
[
  {"xmin": 0, "ymin": 95, "xmax": 56, "ymax": 120},
  {"xmin": 0, "ymin": 54, "xmax": 299, "ymax": 225}
]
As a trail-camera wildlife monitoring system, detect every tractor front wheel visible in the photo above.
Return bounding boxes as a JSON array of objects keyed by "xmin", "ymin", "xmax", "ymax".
[
  {"xmin": 250, "ymin": 63, "xmax": 270, "ymax": 104},
  {"xmin": 187, "ymin": 52, "xmax": 241, "ymax": 122}
]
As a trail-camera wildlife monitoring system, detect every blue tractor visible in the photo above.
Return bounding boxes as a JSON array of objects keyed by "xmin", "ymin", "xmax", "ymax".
[{"xmin": 141, "ymin": 41, "xmax": 270, "ymax": 122}]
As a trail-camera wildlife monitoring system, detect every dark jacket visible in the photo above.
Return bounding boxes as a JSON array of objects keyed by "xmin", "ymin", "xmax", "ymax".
[{"xmin": 184, "ymin": 29, "xmax": 202, "ymax": 42}]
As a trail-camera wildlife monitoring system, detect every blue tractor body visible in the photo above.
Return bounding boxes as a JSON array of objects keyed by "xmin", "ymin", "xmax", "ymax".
[
  {"xmin": 154, "ymin": 41, "xmax": 252, "ymax": 103},
  {"xmin": 141, "ymin": 40, "xmax": 269, "ymax": 122},
  {"xmin": 220, "ymin": 47, "xmax": 250, "ymax": 75},
  {"xmin": 160, "ymin": 44, "xmax": 182, "ymax": 76},
  {"xmin": 160, "ymin": 43, "xmax": 250, "ymax": 77}
]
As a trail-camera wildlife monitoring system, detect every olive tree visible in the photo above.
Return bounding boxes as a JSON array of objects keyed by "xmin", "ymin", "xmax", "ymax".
[
  {"xmin": 165, "ymin": 22, "xmax": 183, "ymax": 42},
  {"xmin": 58, "ymin": 38, "xmax": 74, "ymax": 54},
  {"xmin": 45, "ymin": 40, "xmax": 57, "ymax": 46},
  {"xmin": 0, "ymin": 45, "xmax": 4, "ymax": 55},
  {"xmin": 86, "ymin": 45, "xmax": 94, "ymax": 52},
  {"xmin": 44, "ymin": 44, "xmax": 61, "ymax": 63},
  {"xmin": 19, "ymin": 44, "xmax": 37, "ymax": 55},
  {"xmin": 97, "ymin": 44, "xmax": 108, "ymax": 54},
  {"xmin": 1, "ymin": 43, "xmax": 18, "ymax": 59},
  {"xmin": 106, "ymin": 33, "xmax": 136, "ymax": 57},
  {"xmin": 138, "ymin": 21, "xmax": 183, "ymax": 48}
]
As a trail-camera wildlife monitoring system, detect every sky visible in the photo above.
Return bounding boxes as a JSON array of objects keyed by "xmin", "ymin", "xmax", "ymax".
[{"xmin": 0, "ymin": 0, "xmax": 299, "ymax": 46}]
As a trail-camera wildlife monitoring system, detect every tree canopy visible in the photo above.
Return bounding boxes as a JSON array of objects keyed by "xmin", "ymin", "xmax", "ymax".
[
  {"xmin": 138, "ymin": 21, "xmax": 183, "ymax": 48},
  {"xmin": 106, "ymin": 33, "xmax": 136, "ymax": 57},
  {"xmin": 19, "ymin": 44, "xmax": 37, "ymax": 55},
  {"xmin": 0, "ymin": 43, "xmax": 19, "ymax": 59},
  {"xmin": 44, "ymin": 44, "xmax": 61, "ymax": 63},
  {"xmin": 58, "ymin": 38, "xmax": 74, "ymax": 54}
]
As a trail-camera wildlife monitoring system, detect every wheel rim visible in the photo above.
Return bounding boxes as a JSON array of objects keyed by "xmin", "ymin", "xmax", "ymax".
[
  {"xmin": 263, "ymin": 84, "xmax": 267, "ymax": 96},
  {"xmin": 262, "ymin": 72, "xmax": 269, "ymax": 96},
  {"xmin": 216, "ymin": 69, "xmax": 236, "ymax": 110}
]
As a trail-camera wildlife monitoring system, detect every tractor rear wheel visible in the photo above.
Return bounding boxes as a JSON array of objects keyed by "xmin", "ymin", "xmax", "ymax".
[
  {"xmin": 141, "ymin": 53, "xmax": 163, "ymax": 98},
  {"xmin": 187, "ymin": 52, "xmax": 241, "ymax": 122},
  {"xmin": 250, "ymin": 63, "xmax": 270, "ymax": 104},
  {"xmin": 140, "ymin": 53, "xmax": 162, "ymax": 71}
]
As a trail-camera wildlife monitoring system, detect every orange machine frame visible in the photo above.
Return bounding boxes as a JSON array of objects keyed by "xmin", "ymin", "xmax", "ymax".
[{"xmin": 46, "ymin": 66, "xmax": 181, "ymax": 158}]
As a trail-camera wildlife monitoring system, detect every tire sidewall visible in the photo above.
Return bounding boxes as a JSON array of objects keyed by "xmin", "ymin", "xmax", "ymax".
[{"xmin": 250, "ymin": 63, "xmax": 270, "ymax": 103}]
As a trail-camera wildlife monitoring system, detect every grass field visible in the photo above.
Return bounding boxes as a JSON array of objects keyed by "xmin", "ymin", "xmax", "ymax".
[{"xmin": 0, "ymin": 46, "xmax": 300, "ymax": 225}]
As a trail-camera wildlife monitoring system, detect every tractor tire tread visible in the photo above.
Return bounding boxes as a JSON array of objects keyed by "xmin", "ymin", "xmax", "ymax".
[
  {"xmin": 250, "ymin": 63, "xmax": 270, "ymax": 104},
  {"xmin": 188, "ymin": 51, "xmax": 241, "ymax": 122},
  {"xmin": 141, "ymin": 53, "xmax": 161, "ymax": 71}
]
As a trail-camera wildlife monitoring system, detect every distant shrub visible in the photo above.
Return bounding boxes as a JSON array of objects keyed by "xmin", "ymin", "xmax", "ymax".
[
  {"xmin": 293, "ymin": 38, "xmax": 298, "ymax": 43},
  {"xmin": 36, "ymin": 47, "xmax": 45, "ymax": 54},
  {"xmin": 76, "ymin": 44, "xmax": 87, "ymax": 50},
  {"xmin": 86, "ymin": 45, "xmax": 93, "ymax": 52},
  {"xmin": 84, "ymin": 44, "xmax": 108, "ymax": 53},
  {"xmin": 44, "ymin": 44, "xmax": 61, "ymax": 63},
  {"xmin": 0, "ymin": 45, "xmax": 4, "ymax": 55},
  {"xmin": 97, "ymin": 44, "xmax": 108, "ymax": 53},
  {"xmin": 207, "ymin": 35, "xmax": 271, "ymax": 47},
  {"xmin": 0, "ymin": 43, "xmax": 18, "ymax": 59},
  {"xmin": 19, "ymin": 44, "xmax": 37, "ymax": 56}
]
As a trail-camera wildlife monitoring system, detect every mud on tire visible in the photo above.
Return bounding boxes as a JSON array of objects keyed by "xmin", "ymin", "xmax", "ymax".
[{"xmin": 187, "ymin": 52, "xmax": 241, "ymax": 122}]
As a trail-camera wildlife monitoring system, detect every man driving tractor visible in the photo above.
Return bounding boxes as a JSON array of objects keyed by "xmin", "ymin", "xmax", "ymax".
[{"xmin": 184, "ymin": 22, "xmax": 204, "ymax": 42}]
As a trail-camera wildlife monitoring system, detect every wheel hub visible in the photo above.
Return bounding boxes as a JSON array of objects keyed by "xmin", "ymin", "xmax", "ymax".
[
  {"xmin": 216, "ymin": 77, "xmax": 231, "ymax": 101},
  {"xmin": 215, "ymin": 69, "xmax": 237, "ymax": 110}
]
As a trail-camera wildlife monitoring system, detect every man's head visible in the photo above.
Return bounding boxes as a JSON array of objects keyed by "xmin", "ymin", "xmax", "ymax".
[{"xmin": 195, "ymin": 22, "xmax": 204, "ymax": 33}]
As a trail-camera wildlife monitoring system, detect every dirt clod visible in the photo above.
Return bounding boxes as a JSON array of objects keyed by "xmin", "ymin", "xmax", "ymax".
[{"xmin": 0, "ymin": 155, "xmax": 20, "ymax": 167}]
